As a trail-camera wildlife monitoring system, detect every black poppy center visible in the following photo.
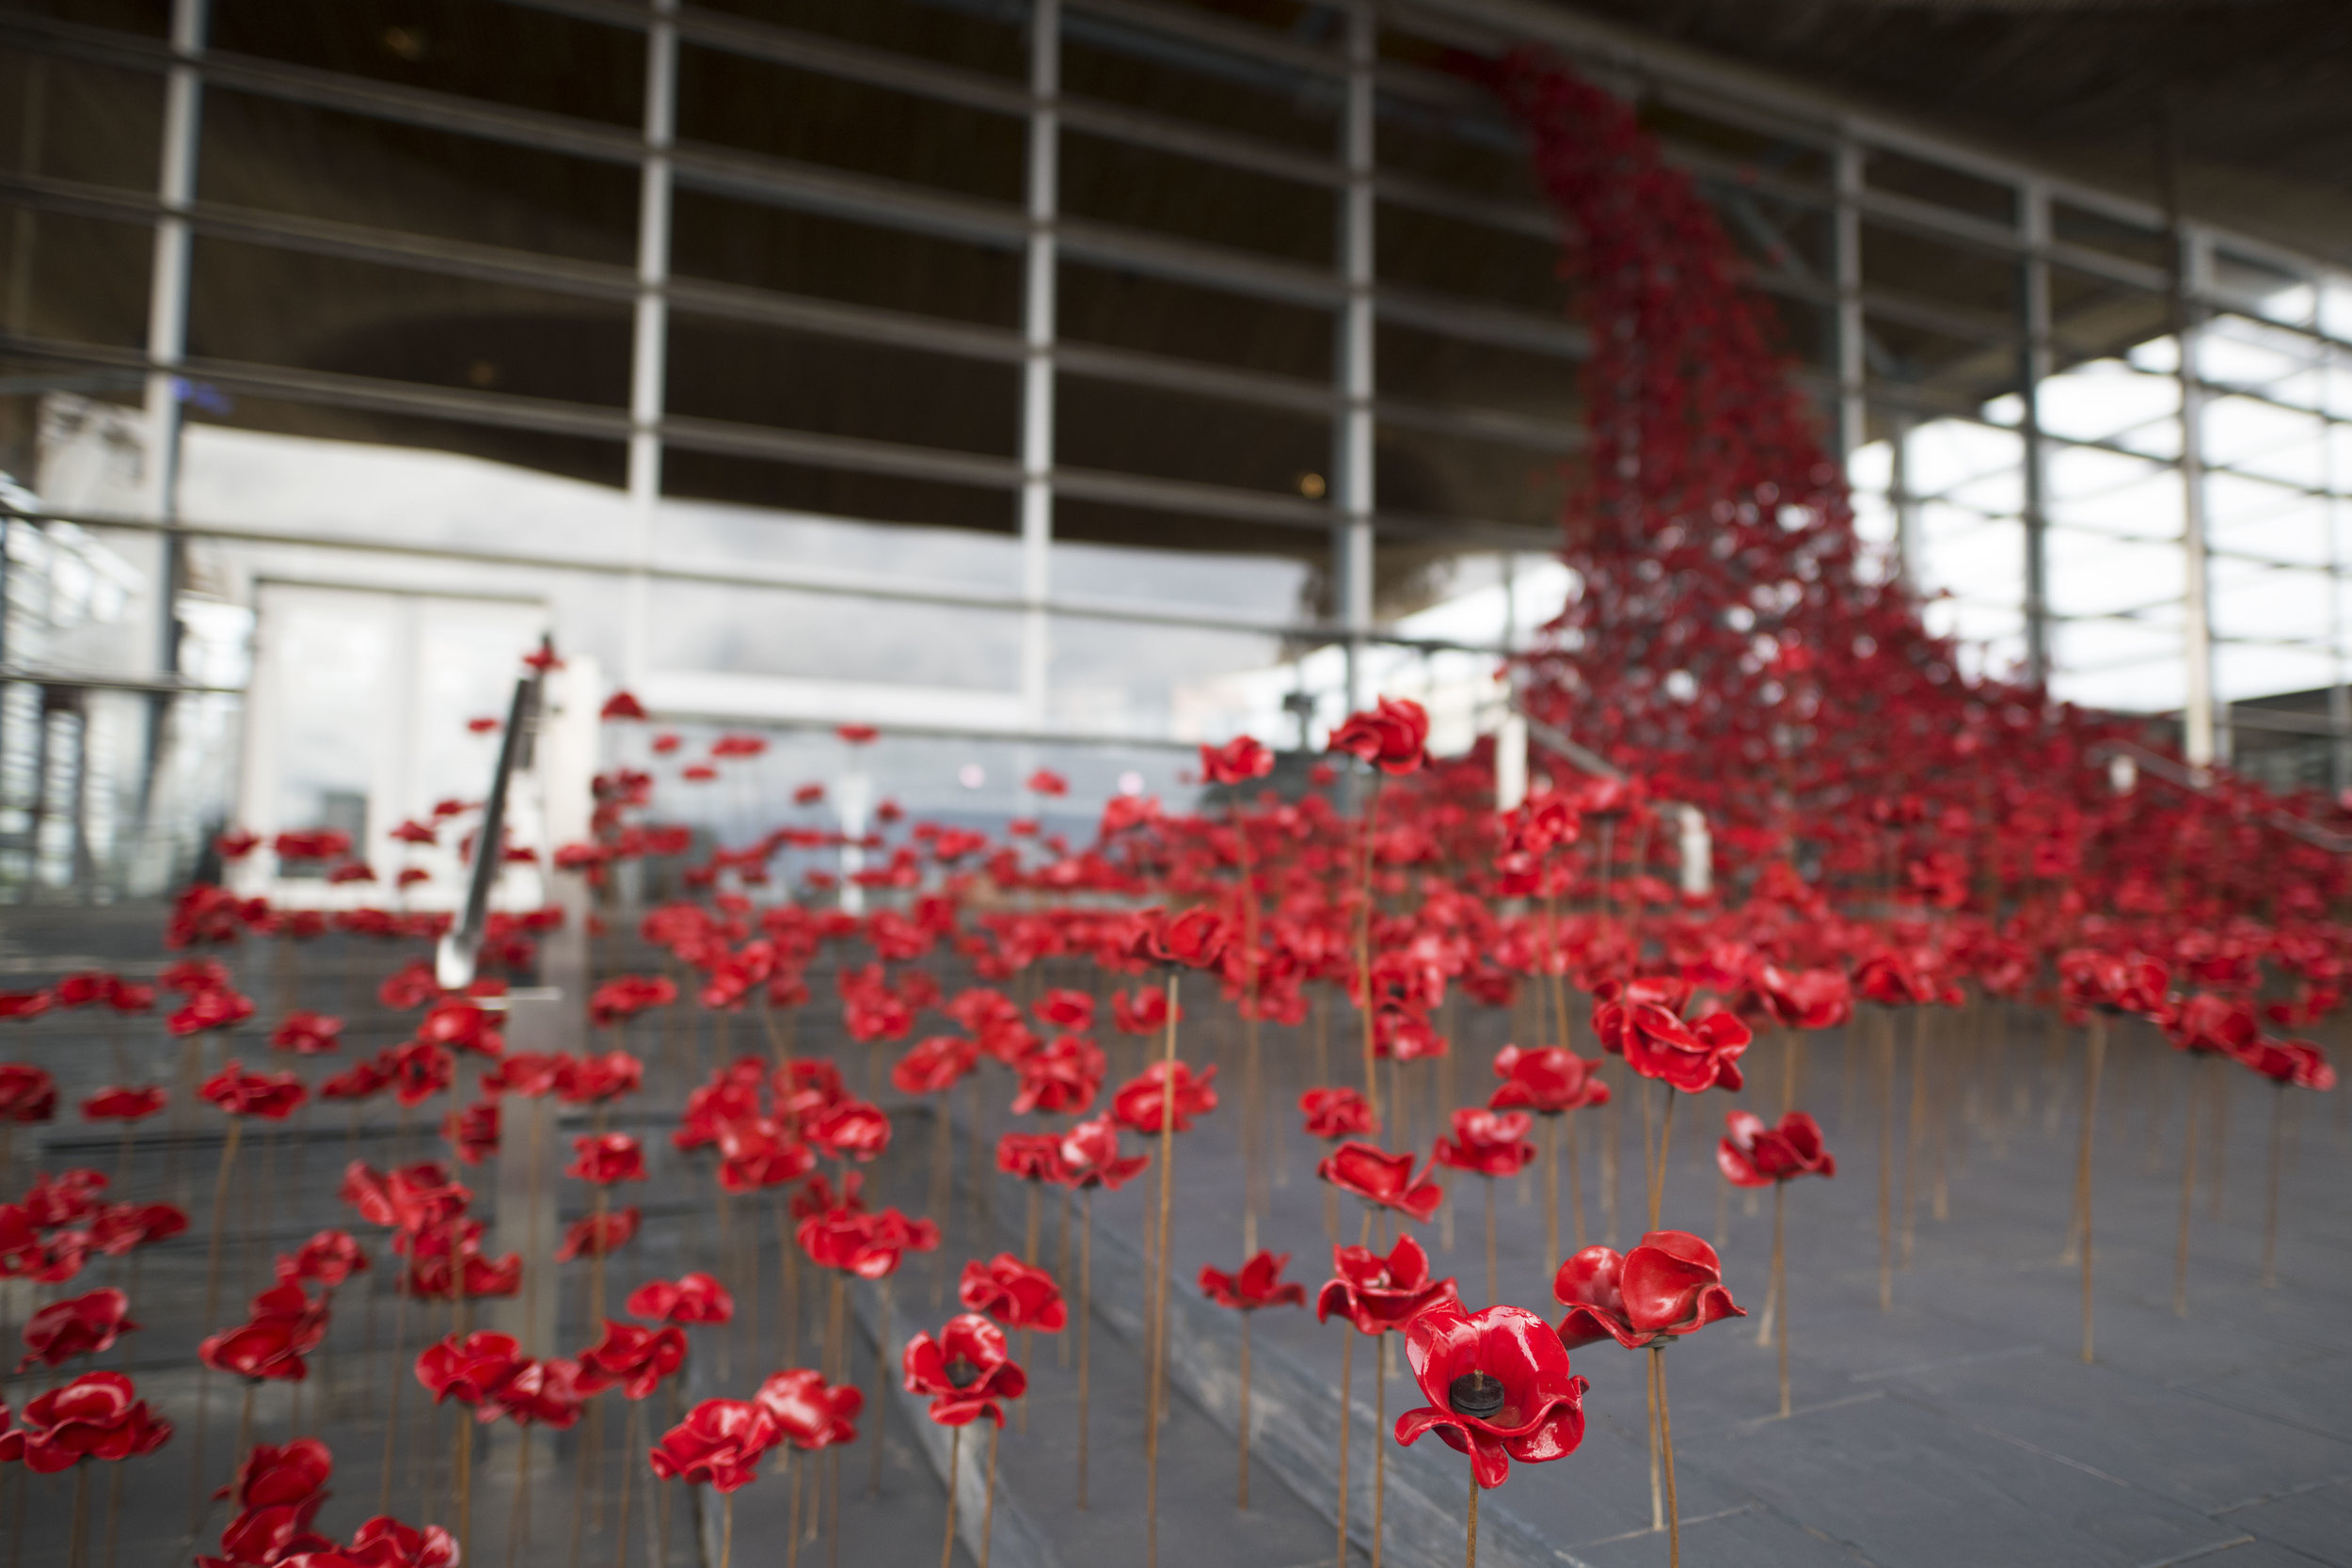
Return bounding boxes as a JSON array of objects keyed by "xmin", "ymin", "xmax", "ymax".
[
  {"xmin": 1448, "ymin": 1370, "xmax": 1507, "ymax": 1418},
  {"xmin": 946, "ymin": 1355, "xmax": 982, "ymax": 1389}
]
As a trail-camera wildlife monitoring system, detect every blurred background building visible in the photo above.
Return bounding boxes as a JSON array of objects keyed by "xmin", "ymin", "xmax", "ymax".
[{"xmin": 0, "ymin": 0, "xmax": 2348, "ymax": 898}]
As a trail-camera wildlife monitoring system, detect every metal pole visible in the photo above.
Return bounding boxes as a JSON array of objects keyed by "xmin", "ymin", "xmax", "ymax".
[
  {"xmin": 2162, "ymin": 110, "xmax": 2217, "ymax": 770},
  {"xmin": 1336, "ymin": 6, "xmax": 1375, "ymax": 713},
  {"xmin": 2326, "ymin": 330, "xmax": 2349, "ymax": 797},
  {"xmin": 1834, "ymin": 140, "xmax": 1867, "ymax": 464},
  {"xmin": 1889, "ymin": 410, "xmax": 1918, "ymax": 593},
  {"xmin": 1018, "ymin": 0, "xmax": 1059, "ymax": 729},
  {"xmin": 132, "ymin": 0, "xmax": 204, "ymax": 873},
  {"xmin": 624, "ymin": 0, "xmax": 677, "ymax": 688},
  {"xmin": 2020, "ymin": 182, "xmax": 2054, "ymax": 688}
]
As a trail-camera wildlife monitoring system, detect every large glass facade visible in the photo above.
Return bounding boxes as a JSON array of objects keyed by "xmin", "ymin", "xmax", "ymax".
[{"xmin": 1, "ymin": 0, "xmax": 2347, "ymax": 897}]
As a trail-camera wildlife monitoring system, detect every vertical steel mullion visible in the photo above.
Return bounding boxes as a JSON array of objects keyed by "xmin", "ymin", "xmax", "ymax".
[
  {"xmin": 1019, "ymin": 0, "xmax": 1059, "ymax": 728},
  {"xmin": 1833, "ymin": 139, "xmax": 1866, "ymax": 464},
  {"xmin": 2164, "ymin": 115, "xmax": 2216, "ymax": 769},
  {"xmin": 2020, "ymin": 182, "xmax": 2053, "ymax": 688},
  {"xmin": 2322, "ymin": 329, "xmax": 2348, "ymax": 794},
  {"xmin": 1336, "ymin": 6, "xmax": 1375, "ymax": 714},
  {"xmin": 624, "ymin": 0, "xmax": 677, "ymax": 686},
  {"xmin": 1890, "ymin": 408, "xmax": 1918, "ymax": 592}
]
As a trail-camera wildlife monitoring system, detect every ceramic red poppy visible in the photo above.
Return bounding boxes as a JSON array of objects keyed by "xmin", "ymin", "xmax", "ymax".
[
  {"xmin": 1317, "ymin": 1141, "xmax": 1444, "ymax": 1223},
  {"xmin": 627, "ymin": 1272, "xmax": 735, "ymax": 1325},
  {"xmin": 1200, "ymin": 1250, "xmax": 1307, "ymax": 1312},
  {"xmin": 1716, "ymin": 1110, "xmax": 1836, "ymax": 1186},
  {"xmin": 1434, "ymin": 1108, "xmax": 1536, "ymax": 1178},
  {"xmin": 577, "ymin": 1320, "xmax": 687, "ymax": 1399},
  {"xmin": 648, "ymin": 1398, "xmax": 780, "ymax": 1492},
  {"xmin": 1112, "ymin": 1060, "xmax": 1218, "ymax": 1135},
  {"xmin": 0, "ymin": 1370, "xmax": 170, "ymax": 1471},
  {"xmin": 566, "ymin": 1132, "xmax": 647, "ymax": 1185},
  {"xmin": 1554, "ymin": 1231, "xmax": 1745, "ymax": 1350},
  {"xmin": 756, "ymin": 1369, "xmax": 863, "ymax": 1450},
  {"xmin": 1393, "ymin": 1298, "xmax": 1587, "ymax": 1489},
  {"xmin": 1317, "ymin": 1233, "xmax": 1459, "ymax": 1335},
  {"xmin": 960, "ymin": 1254, "xmax": 1069, "ymax": 1331},
  {"xmin": 1057, "ymin": 1114, "xmax": 1150, "ymax": 1190},
  {"xmin": 1300, "ymin": 1085, "xmax": 1378, "ymax": 1140},
  {"xmin": 18, "ymin": 1287, "xmax": 136, "ymax": 1370},
  {"xmin": 1327, "ymin": 698, "xmax": 1430, "ymax": 775},
  {"xmin": 1487, "ymin": 1046, "xmax": 1609, "ymax": 1115},
  {"xmin": 902, "ymin": 1313, "xmax": 1026, "ymax": 1427}
]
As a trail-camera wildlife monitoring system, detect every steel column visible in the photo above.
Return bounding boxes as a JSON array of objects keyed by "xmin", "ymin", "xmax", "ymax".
[
  {"xmin": 2020, "ymin": 183, "xmax": 2054, "ymax": 687},
  {"xmin": 1336, "ymin": 6, "xmax": 1375, "ymax": 713},
  {"xmin": 1833, "ymin": 141, "xmax": 1866, "ymax": 463},
  {"xmin": 2164, "ymin": 117, "xmax": 2217, "ymax": 769},
  {"xmin": 1019, "ymin": 0, "xmax": 1059, "ymax": 728},
  {"xmin": 623, "ymin": 0, "xmax": 677, "ymax": 686}
]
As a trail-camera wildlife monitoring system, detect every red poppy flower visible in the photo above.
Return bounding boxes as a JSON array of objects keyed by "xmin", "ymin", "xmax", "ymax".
[
  {"xmin": 555, "ymin": 1207, "xmax": 640, "ymax": 1261},
  {"xmin": 1317, "ymin": 1233, "xmax": 1458, "ymax": 1335},
  {"xmin": 1746, "ymin": 966, "xmax": 1853, "ymax": 1030},
  {"xmin": 311, "ymin": 1516, "xmax": 460, "ymax": 1567},
  {"xmin": 319, "ymin": 1054, "xmax": 395, "ymax": 1102},
  {"xmin": 902, "ymin": 1313, "xmax": 1026, "ymax": 1427},
  {"xmin": 791, "ymin": 1171, "xmax": 863, "ymax": 1222},
  {"xmin": 278, "ymin": 1229, "xmax": 370, "ymax": 1289},
  {"xmin": 1393, "ymin": 1298, "xmax": 1586, "ymax": 1489},
  {"xmin": 270, "ymin": 1011, "xmax": 343, "ymax": 1055},
  {"xmin": 1057, "ymin": 1114, "xmax": 1149, "ymax": 1190},
  {"xmin": 796, "ymin": 1207, "xmax": 938, "ymax": 1279},
  {"xmin": 79, "ymin": 1085, "xmax": 167, "ymax": 1122},
  {"xmin": 2169, "ymin": 993, "xmax": 2259, "ymax": 1057},
  {"xmin": 836, "ymin": 723, "xmax": 879, "ymax": 744},
  {"xmin": 1149, "ymin": 908, "xmax": 1231, "ymax": 969},
  {"xmin": 566, "ymin": 1132, "xmax": 647, "ymax": 1185},
  {"xmin": 1554, "ymin": 1231, "xmax": 1745, "ymax": 1350},
  {"xmin": 87, "ymin": 1202, "xmax": 188, "ymax": 1255},
  {"xmin": 995, "ymin": 1132, "xmax": 1068, "ymax": 1185},
  {"xmin": 715, "ymin": 1117, "xmax": 815, "ymax": 1194},
  {"xmin": 1317, "ymin": 1141, "xmax": 1444, "ymax": 1223},
  {"xmin": 105, "ymin": 982, "xmax": 155, "ymax": 1015},
  {"xmin": 648, "ymin": 1399, "xmax": 779, "ymax": 1492},
  {"xmin": 483, "ymin": 1051, "xmax": 564, "ymax": 1097},
  {"xmin": 0, "ymin": 990, "xmax": 50, "ymax": 1022},
  {"xmin": 601, "ymin": 690, "xmax": 647, "ymax": 721},
  {"xmin": 892, "ymin": 1035, "xmax": 979, "ymax": 1095},
  {"xmin": 1434, "ymin": 1108, "xmax": 1536, "ymax": 1179},
  {"xmin": 491, "ymin": 1356, "xmax": 586, "ymax": 1430},
  {"xmin": 18, "ymin": 1288, "xmax": 137, "ymax": 1370},
  {"xmin": 200, "ymin": 1282, "xmax": 328, "ymax": 1382},
  {"xmin": 1487, "ymin": 1047, "xmax": 1610, "ymax": 1116},
  {"xmin": 23, "ymin": 1167, "xmax": 107, "ymax": 1227},
  {"xmin": 2056, "ymin": 950, "xmax": 2172, "ymax": 1023},
  {"xmin": 435, "ymin": 1100, "xmax": 497, "ymax": 1166},
  {"xmin": 1110, "ymin": 987, "xmax": 1175, "ymax": 1036},
  {"xmin": 202, "ymin": 1436, "xmax": 333, "ymax": 1568},
  {"xmin": 556, "ymin": 1050, "xmax": 644, "ymax": 1104},
  {"xmin": 418, "ymin": 999, "xmax": 502, "ymax": 1055},
  {"xmin": 627, "ymin": 1272, "xmax": 736, "ymax": 1325},
  {"xmin": 1200, "ymin": 735, "xmax": 1276, "ymax": 785},
  {"xmin": 1112, "ymin": 1060, "xmax": 1218, "ymax": 1135},
  {"xmin": 404, "ymin": 1220, "xmax": 522, "ymax": 1301},
  {"xmin": 959, "ymin": 1254, "xmax": 1068, "ymax": 1331},
  {"xmin": 169, "ymin": 988, "xmax": 258, "ymax": 1037},
  {"xmin": 1591, "ymin": 994, "xmax": 1750, "ymax": 1094},
  {"xmin": 1299, "ymin": 1085, "xmax": 1376, "ymax": 1141},
  {"xmin": 0, "ymin": 1370, "xmax": 170, "ymax": 1472},
  {"xmin": 756, "ymin": 1370, "xmax": 863, "ymax": 1450},
  {"xmin": 1199, "ymin": 1250, "xmax": 1306, "ymax": 1312},
  {"xmin": 1327, "ymin": 697, "xmax": 1430, "ymax": 775},
  {"xmin": 2232, "ymin": 1036, "xmax": 2338, "ymax": 1090},
  {"xmin": 577, "ymin": 1320, "xmax": 688, "ymax": 1400},
  {"xmin": 1013, "ymin": 1035, "xmax": 1104, "ymax": 1116},
  {"xmin": 1716, "ymin": 1111, "xmax": 1836, "ymax": 1188},
  {"xmin": 0, "ymin": 1064, "xmax": 57, "ymax": 1123},
  {"xmin": 588, "ymin": 977, "xmax": 676, "ymax": 1029},
  {"xmin": 807, "ymin": 1099, "xmax": 890, "ymax": 1163},
  {"xmin": 340, "ymin": 1160, "xmax": 469, "ymax": 1238},
  {"xmin": 415, "ymin": 1329, "xmax": 523, "ymax": 1407},
  {"xmin": 1033, "ymin": 989, "xmax": 1095, "ymax": 1032}
]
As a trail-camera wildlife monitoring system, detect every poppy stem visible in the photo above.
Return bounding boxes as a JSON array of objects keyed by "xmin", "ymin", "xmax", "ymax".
[
  {"xmin": 614, "ymin": 1402, "xmax": 637, "ymax": 1568},
  {"xmin": 2175, "ymin": 1056, "xmax": 2201, "ymax": 1316},
  {"xmin": 68, "ymin": 1460, "xmax": 87, "ymax": 1568},
  {"xmin": 1655, "ymin": 1348, "xmax": 1681, "ymax": 1568},
  {"xmin": 506, "ymin": 1425, "xmax": 530, "ymax": 1568},
  {"xmin": 1335, "ymin": 1326, "xmax": 1353, "ymax": 1567},
  {"xmin": 930, "ymin": 1104, "xmax": 951, "ymax": 1311},
  {"xmin": 980, "ymin": 1419, "xmax": 999, "ymax": 1568},
  {"xmin": 1645, "ymin": 1337, "xmax": 1662, "ymax": 1532},
  {"xmin": 1465, "ymin": 1462, "xmax": 1478, "ymax": 1568},
  {"xmin": 1373, "ymin": 1334, "xmax": 1388, "ymax": 1568},
  {"xmin": 456, "ymin": 1405, "xmax": 474, "ymax": 1567},
  {"xmin": 787, "ymin": 1450, "xmax": 803, "ymax": 1568},
  {"xmin": 1483, "ymin": 1177, "xmax": 1497, "ymax": 1306},
  {"xmin": 1566, "ymin": 1113, "xmax": 1585, "ymax": 1251},
  {"xmin": 1358, "ymin": 777, "xmax": 1384, "ymax": 1126},
  {"xmin": 102, "ymin": 1449, "xmax": 123, "ymax": 1568},
  {"xmin": 1076, "ymin": 1190, "xmax": 1093, "ymax": 1510},
  {"xmin": 827, "ymin": 1446, "xmax": 840, "ymax": 1568},
  {"xmin": 1238, "ymin": 1309, "xmax": 1253, "ymax": 1510},
  {"xmin": 1649, "ymin": 1088, "xmax": 1676, "ymax": 1231},
  {"xmin": 1543, "ymin": 1115, "xmax": 1560, "ymax": 1280},
  {"xmin": 2262, "ymin": 1079, "xmax": 2285, "ymax": 1289},
  {"xmin": 186, "ymin": 1118, "xmax": 244, "ymax": 1530},
  {"xmin": 381, "ymin": 1278, "xmax": 410, "ymax": 1516},
  {"xmin": 872, "ymin": 1280, "xmax": 891, "ymax": 1493},
  {"xmin": 2078, "ymin": 1016, "xmax": 2106, "ymax": 1364},
  {"xmin": 1145, "ymin": 971, "xmax": 1180, "ymax": 1568},
  {"xmin": 1773, "ymin": 1180, "xmax": 1790, "ymax": 1419},
  {"xmin": 940, "ymin": 1426, "xmax": 960, "ymax": 1568},
  {"xmin": 720, "ymin": 1493, "xmax": 734, "ymax": 1568},
  {"xmin": 1877, "ymin": 1011, "xmax": 1895, "ymax": 1313}
]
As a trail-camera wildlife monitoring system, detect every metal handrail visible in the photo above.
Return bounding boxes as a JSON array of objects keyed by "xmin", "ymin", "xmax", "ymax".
[{"xmin": 2088, "ymin": 738, "xmax": 2352, "ymax": 854}]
